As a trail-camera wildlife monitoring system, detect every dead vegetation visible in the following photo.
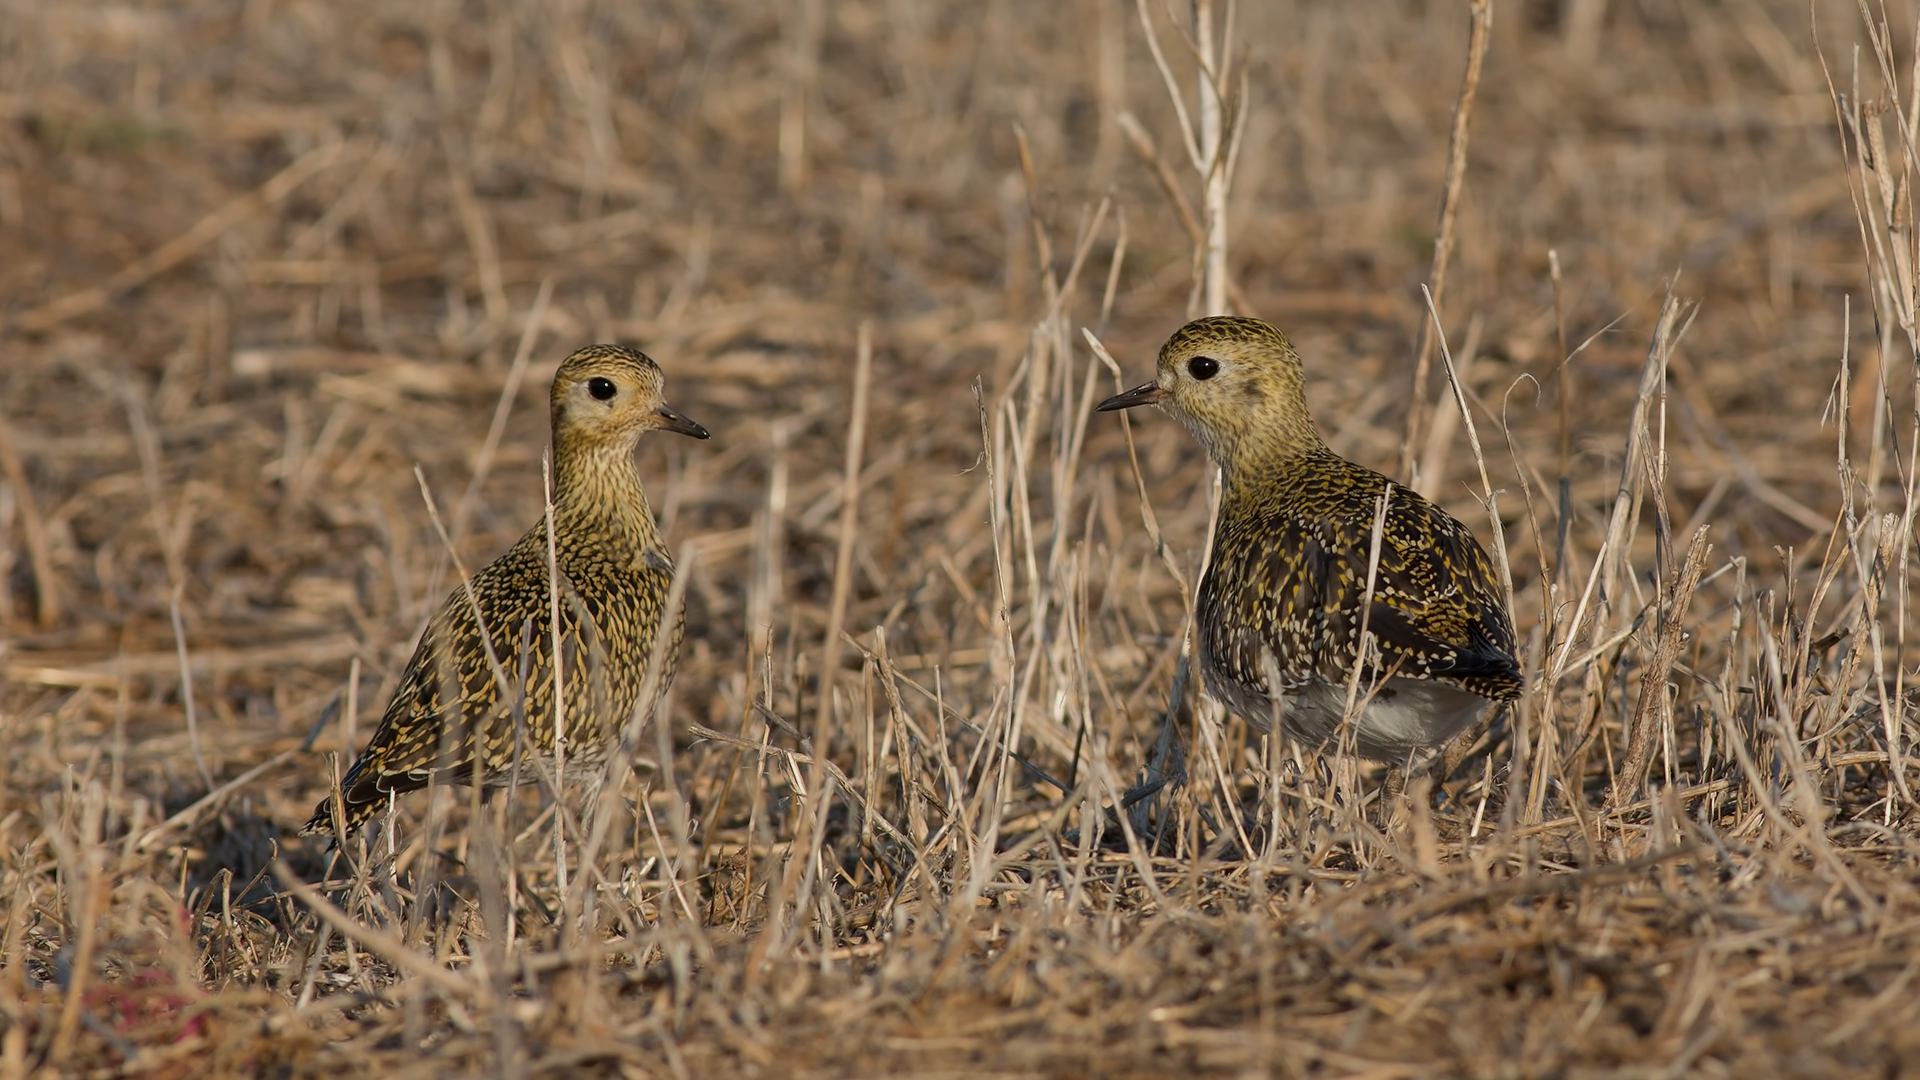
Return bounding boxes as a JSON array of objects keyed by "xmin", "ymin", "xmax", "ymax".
[{"xmin": 5, "ymin": 0, "xmax": 1920, "ymax": 1076}]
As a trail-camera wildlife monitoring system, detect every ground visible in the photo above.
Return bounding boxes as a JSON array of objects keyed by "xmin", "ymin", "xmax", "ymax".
[{"xmin": 4, "ymin": 1, "xmax": 1920, "ymax": 1077}]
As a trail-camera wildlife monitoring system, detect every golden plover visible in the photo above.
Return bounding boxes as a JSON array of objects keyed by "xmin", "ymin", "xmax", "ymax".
[
  {"xmin": 1097, "ymin": 316, "xmax": 1521, "ymax": 759},
  {"xmin": 304, "ymin": 345, "xmax": 709, "ymax": 836}
]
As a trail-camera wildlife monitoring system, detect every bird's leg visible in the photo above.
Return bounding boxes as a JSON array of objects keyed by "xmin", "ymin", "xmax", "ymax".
[
  {"xmin": 1432, "ymin": 706, "xmax": 1501, "ymax": 815},
  {"xmin": 1378, "ymin": 763, "xmax": 1407, "ymax": 833},
  {"xmin": 1124, "ymin": 653, "xmax": 1194, "ymax": 849},
  {"xmin": 1438, "ymin": 718, "xmax": 1488, "ymax": 785}
]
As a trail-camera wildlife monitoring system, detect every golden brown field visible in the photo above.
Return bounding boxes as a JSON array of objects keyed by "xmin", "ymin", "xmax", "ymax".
[{"xmin": 6, "ymin": 0, "xmax": 1920, "ymax": 1075}]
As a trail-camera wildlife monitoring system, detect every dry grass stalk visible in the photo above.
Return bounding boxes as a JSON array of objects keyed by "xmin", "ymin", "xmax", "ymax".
[
  {"xmin": 1611, "ymin": 524, "xmax": 1711, "ymax": 811},
  {"xmin": 0, "ymin": 407, "xmax": 58, "ymax": 626},
  {"xmin": 5, "ymin": 1, "xmax": 1920, "ymax": 1075},
  {"xmin": 1398, "ymin": 0, "xmax": 1494, "ymax": 490}
]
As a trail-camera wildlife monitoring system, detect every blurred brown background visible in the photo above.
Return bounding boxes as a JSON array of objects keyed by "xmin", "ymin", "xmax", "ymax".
[{"xmin": 5, "ymin": 1, "xmax": 1918, "ymax": 1075}]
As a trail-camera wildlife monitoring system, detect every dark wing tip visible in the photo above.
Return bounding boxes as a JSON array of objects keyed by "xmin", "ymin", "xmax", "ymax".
[{"xmin": 299, "ymin": 801, "xmax": 345, "ymax": 842}]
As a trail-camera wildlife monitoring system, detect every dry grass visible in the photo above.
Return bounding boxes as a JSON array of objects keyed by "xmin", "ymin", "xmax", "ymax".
[{"xmin": 5, "ymin": 1, "xmax": 1920, "ymax": 1075}]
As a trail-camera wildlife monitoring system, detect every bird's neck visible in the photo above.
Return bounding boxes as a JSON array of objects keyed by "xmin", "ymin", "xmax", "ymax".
[
  {"xmin": 551, "ymin": 439, "xmax": 664, "ymax": 552},
  {"xmin": 1208, "ymin": 407, "xmax": 1328, "ymax": 498}
]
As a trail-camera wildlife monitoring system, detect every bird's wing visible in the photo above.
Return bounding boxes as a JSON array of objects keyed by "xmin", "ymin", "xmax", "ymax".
[
  {"xmin": 1339, "ymin": 490, "xmax": 1523, "ymax": 699},
  {"xmin": 311, "ymin": 537, "xmax": 609, "ymax": 830},
  {"xmin": 1202, "ymin": 477, "xmax": 1520, "ymax": 703}
]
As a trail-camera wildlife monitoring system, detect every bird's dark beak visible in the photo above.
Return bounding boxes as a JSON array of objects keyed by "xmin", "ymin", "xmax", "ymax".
[
  {"xmin": 1096, "ymin": 381, "xmax": 1168, "ymax": 412},
  {"xmin": 653, "ymin": 406, "xmax": 710, "ymax": 439}
]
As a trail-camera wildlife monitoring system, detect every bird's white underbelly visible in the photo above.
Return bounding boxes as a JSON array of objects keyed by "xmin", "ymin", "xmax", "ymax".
[{"xmin": 1202, "ymin": 665, "xmax": 1491, "ymax": 761}]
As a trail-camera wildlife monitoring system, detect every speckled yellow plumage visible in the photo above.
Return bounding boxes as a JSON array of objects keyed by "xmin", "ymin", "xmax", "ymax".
[
  {"xmin": 304, "ymin": 345, "xmax": 709, "ymax": 837},
  {"xmin": 1099, "ymin": 316, "xmax": 1521, "ymax": 759}
]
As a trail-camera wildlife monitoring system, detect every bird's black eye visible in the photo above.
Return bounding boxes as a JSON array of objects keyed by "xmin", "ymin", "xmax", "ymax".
[
  {"xmin": 587, "ymin": 376, "xmax": 618, "ymax": 401},
  {"xmin": 1187, "ymin": 356, "xmax": 1220, "ymax": 381}
]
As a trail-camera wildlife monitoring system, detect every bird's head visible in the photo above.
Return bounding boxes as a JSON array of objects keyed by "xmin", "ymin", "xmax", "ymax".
[
  {"xmin": 1096, "ymin": 316, "xmax": 1322, "ymax": 468},
  {"xmin": 551, "ymin": 344, "xmax": 709, "ymax": 452}
]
